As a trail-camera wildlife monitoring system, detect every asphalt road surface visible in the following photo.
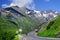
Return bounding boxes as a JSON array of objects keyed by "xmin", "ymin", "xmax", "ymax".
[{"xmin": 19, "ymin": 31, "xmax": 60, "ymax": 40}]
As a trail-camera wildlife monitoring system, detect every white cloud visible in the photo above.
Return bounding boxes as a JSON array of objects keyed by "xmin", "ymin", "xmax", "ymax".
[
  {"xmin": 55, "ymin": 11, "xmax": 58, "ymax": 14},
  {"xmin": 2, "ymin": 4, "xmax": 9, "ymax": 8},
  {"xmin": 11, "ymin": 0, "xmax": 33, "ymax": 7},
  {"xmin": 2, "ymin": 3, "xmax": 16, "ymax": 8},
  {"xmin": 2, "ymin": 0, "xmax": 35, "ymax": 9},
  {"xmin": 26, "ymin": 3, "xmax": 35, "ymax": 10},
  {"xmin": 44, "ymin": 0, "xmax": 50, "ymax": 2}
]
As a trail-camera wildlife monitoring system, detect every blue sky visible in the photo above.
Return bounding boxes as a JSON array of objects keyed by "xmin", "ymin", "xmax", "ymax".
[
  {"xmin": 0, "ymin": 0, "xmax": 60, "ymax": 12},
  {"xmin": 34, "ymin": 0, "xmax": 60, "ymax": 12}
]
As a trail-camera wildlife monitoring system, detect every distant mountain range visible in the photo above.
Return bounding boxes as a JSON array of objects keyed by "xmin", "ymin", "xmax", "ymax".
[
  {"xmin": 1, "ymin": 6, "xmax": 59, "ymax": 24},
  {"xmin": 0, "ymin": 6, "xmax": 60, "ymax": 36},
  {"xmin": 26, "ymin": 7, "xmax": 60, "ymax": 24}
]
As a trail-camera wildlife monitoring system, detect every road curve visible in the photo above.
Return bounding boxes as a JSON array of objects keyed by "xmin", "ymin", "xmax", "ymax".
[{"xmin": 19, "ymin": 31, "xmax": 60, "ymax": 40}]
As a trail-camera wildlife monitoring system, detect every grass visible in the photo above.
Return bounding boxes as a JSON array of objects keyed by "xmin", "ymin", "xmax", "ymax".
[
  {"xmin": 13, "ymin": 35, "xmax": 18, "ymax": 40},
  {"xmin": 37, "ymin": 16, "xmax": 60, "ymax": 38},
  {"xmin": 0, "ymin": 11, "xmax": 40, "ymax": 40},
  {"xmin": 0, "ymin": 17, "xmax": 19, "ymax": 40}
]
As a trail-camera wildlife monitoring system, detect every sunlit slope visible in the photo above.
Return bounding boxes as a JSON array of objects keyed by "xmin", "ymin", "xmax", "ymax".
[{"xmin": 37, "ymin": 16, "xmax": 60, "ymax": 38}]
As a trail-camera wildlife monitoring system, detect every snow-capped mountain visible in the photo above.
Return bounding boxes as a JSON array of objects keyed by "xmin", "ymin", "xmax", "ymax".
[
  {"xmin": 26, "ymin": 9, "xmax": 59, "ymax": 24},
  {"xmin": 1, "ymin": 6, "xmax": 60, "ymax": 24},
  {"xmin": 27, "ymin": 10, "xmax": 58, "ymax": 19}
]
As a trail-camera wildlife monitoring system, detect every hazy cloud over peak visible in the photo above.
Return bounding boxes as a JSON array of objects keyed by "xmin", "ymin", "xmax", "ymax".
[
  {"xmin": 11, "ymin": 0, "xmax": 33, "ymax": 7},
  {"xmin": 2, "ymin": 0, "xmax": 35, "ymax": 9},
  {"xmin": 2, "ymin": 3, "xmax": 16, "ymax": 8}
]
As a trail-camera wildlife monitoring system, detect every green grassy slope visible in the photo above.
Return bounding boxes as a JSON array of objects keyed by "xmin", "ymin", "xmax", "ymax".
[
  {"xmin": 16, "ymin": 16, "xmax": 40, "ymax": 34},
  {"xmin": 0, "ymin": 17, "xmax": 19, "ymax": 40},
  {"xmin": 37, "ymin": 16, "xmax": 60, "ymax": 38},
  {"xmin": 0, "ymin": 10, "xmax": 40, "ymax": 40}
]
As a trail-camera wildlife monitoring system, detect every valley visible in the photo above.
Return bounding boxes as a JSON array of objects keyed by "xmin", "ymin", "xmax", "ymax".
[{"xmin": 0, "ymin": 6, "xmax": 60, "ymax": 40}]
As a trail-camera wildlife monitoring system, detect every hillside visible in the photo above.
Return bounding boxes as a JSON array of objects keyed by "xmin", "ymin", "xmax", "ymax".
[
  {"xmin": 0, "ymin": 6, "xmax": 40, "ymax": 34},
  {"xmin": 0, "ymin": 6, "xmax": 40, "ymax": 40},
  {"xmin": 0, "ymin": 6, "xmax": 59, "ymax": 40},
  {"xmin": 37, "ymin": 15, "xmax": 60, "ymax": 38},
  {"xmin": 0, "ymin": 17, "xmax": 19, "ymax": 40}
]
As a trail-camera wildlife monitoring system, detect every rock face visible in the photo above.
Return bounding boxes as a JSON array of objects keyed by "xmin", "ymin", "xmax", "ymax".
[
  {"xmin": 0, "ymin": 9, "xmax": 2, "ymax": 17},
  {"xmin": 56, "ymin": 32, "xmax": 60, "ymax": 37},
  {"xmin": 27, "ymin": 10, "xmax": 59, "ymax": 24},
  {"xmin": 0, "ymin": 6, "xmax": 41, "ymax": 34},
  {"xmin": 4, "ymin": 6, "xmax": 26, "ymax": 17},
  {"xmin": 0, "ymin": 12, "xmax": 1, "ymax": 17}
]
